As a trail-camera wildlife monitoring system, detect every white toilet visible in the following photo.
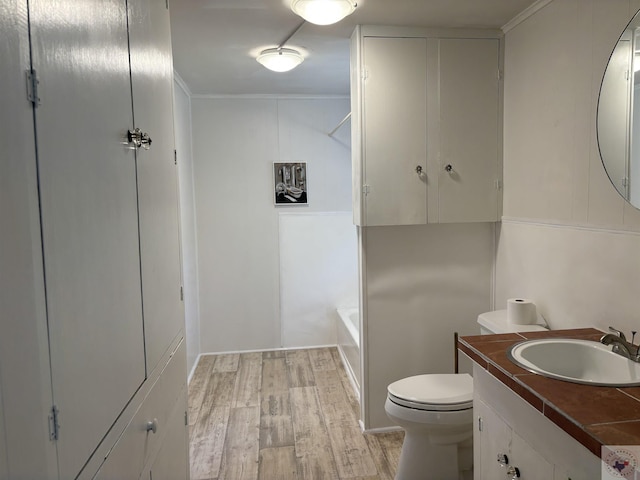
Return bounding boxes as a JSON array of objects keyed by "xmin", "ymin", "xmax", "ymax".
[{"xmin": 385, "ymin": 310, "xmax": 548, "ymax": 480}]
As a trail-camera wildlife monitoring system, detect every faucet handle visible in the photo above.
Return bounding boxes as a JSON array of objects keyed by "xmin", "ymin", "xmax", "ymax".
[{"xmin": 609, "ymin": 326, "xmax": 627, "ymax": 341}]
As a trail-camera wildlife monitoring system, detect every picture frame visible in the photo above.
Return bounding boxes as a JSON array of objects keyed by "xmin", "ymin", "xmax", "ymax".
[{"xmin": 273, "ymin": 162, "xmax": 308, "ymax": 205}]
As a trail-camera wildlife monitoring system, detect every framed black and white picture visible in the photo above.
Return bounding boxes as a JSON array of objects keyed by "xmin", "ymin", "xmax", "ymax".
[{"xmin": 273, "ymin": 162, "xmax": 308, "ymax": 205}]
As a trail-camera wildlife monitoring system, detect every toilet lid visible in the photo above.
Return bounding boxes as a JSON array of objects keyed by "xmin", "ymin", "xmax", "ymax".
[{"xmin": 387, "ymin": 374, "xmax": 473, "ymax": 411}]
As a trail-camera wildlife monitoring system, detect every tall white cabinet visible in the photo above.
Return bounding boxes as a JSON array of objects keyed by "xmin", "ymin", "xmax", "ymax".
[
  {"xmin": 351, "ymin": 26, "xmax": 502, "ymax": 226},
  {"xmin": 0, "ymin": 0, "xmax": 188, "ymax": 478}
]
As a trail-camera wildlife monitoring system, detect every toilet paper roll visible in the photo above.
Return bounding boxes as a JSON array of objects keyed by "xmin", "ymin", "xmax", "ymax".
[{"xmin": 507, "ymin": 298, "xmax": 538, "ymax": 325}]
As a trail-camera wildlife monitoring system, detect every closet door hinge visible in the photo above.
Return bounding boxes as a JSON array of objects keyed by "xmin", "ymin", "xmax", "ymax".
[
  {"xmin": 49, "ymin": 405, "xmax": 60, "ymax": 441},
  {"xmin": 184, "ymin": 411, "xmax": 188, "ymax": 426},
  {"xmin": 174, "ymin": 149, "xmax": 177, "ymax": 165},
  {"xmin": 497, "ymin": 69, "xmax": 503, "ymax": 80},
  {"xmin": 362, "ymin": 184, "xmax": 370, "ymax": 195},
  {"xmin": 478, "ymin": 416, "xmax": 483, "ymax": 432},
  {"xmin": 361, "ymin": 68, "xmax": 369, "ymax": 81},
  {"xmin": 180, "ymin": 285, "xmax": 184, "ymax": 301},
  {"xmin": 495, "ymin": 179, "xmax": 502, "ymax": 191},
  {"xmin": 26, "ymin": 69, "xmax": 41, "ymax": 107}
]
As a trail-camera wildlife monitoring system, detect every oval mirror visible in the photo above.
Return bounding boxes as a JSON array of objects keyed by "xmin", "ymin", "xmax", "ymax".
[{"xmin": 598, "ymin": 10, "xmax": 640, "ymax": 209}]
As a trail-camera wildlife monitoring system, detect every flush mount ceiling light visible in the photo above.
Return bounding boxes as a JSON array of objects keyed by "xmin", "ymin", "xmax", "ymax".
[
  {"xmin": 290, "ymin": 0, "xmax": 356, "ymax": 26},
  {"xmin": 256, "ymin": 47, "xmax": 304, "ymax": 72}
]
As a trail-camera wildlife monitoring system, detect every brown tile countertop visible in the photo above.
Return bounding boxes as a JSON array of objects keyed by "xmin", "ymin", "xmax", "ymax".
[{"xmin": 458, "ymin": 328, "xmax": 640, "ymax": 458}]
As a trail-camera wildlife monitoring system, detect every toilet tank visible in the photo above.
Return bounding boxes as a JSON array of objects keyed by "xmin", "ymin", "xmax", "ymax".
[{"xmin": 478, "ymin": 310, "xmax": 548, "ymax": 335}]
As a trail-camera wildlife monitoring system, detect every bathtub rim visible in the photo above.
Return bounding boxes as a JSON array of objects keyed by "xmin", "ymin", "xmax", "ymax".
[{"xmin": 336, "ymin": 306, "xmax": 359, "ymax": 348}]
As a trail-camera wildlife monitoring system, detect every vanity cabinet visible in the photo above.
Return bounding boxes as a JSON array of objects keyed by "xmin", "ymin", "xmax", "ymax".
[
  {"xmin": 1, "ymin": 0, "xmax": 188, "ymax": 478},
  {"xmin": 473, "ymin": 366, "xmax": 601, "ymax": 480},
  {"xmin": 475, "ymin": 398, "xmax": 553, "ymax": 480},
  {"xmin": 350, "ymin": 26, "xmax": 502, "ymax": 226}
]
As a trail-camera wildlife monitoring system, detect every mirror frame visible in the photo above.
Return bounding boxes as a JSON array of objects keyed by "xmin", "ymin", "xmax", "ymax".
[{"xmin": 597, "ymin": 9, "xmax": 640, "ymax": 210}]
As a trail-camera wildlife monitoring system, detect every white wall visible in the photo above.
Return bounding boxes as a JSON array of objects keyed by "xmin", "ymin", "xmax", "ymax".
[
  {"xmin": 191, "ymin": 97, "xmax": 352, "ymax": 353},
  {"xmin": 498, "ymin": 0, "xmax": 640, "ymax": 333},
  {"xmin": 361, "ymin": 223, "xmax": 494, "ymax": 429},
  {"xmin": 173, "ymin": 77, "xmax": 200, "ymax": 374},
  {"xmin": 279, "ymin": 212, "xmax": 358, "ymax": 347}
]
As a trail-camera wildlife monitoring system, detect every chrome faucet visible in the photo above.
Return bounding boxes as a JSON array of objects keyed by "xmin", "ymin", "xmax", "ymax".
[{"xmin": 601, "ymin": 326, "xmax": 640, "ymax": 362}]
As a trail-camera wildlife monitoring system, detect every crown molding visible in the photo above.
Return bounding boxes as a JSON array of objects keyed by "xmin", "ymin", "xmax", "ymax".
[{"xmin": 502, "ymin": 0, "xmax": 554, "ymax": 34}]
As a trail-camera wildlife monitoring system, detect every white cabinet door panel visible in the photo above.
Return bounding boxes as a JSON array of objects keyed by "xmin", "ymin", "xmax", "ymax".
[
  {"xmin": 437, "ymin": 38, "xmax": 500, "ymax": 223},
  {"xmin": 29, "ymin": 0, "xmax": 146, "ymax": 477},
  {"xmin": 475, "ymin": 398, "xmax": 512, "ymax": 480},
  {"xmin": 362, "ymin": 36, "xmax": 428, "ymax": 226},
  {"xmin": 511, "ymin": 431, "xmax": 554, "ymax": 480},
  {"xmin": 129, "ymin": 0, "xmax": 183, "ymax": 372},
  {"xmin": 0, "ymin": 0, "xmax": 58, "ymax": 477},
  {"xmin": 149, "ymin": 388, "xmax": 189, "ymax": 480}
]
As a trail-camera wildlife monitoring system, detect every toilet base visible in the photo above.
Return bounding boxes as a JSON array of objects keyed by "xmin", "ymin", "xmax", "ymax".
[{"xmin": 395, "ymin": 430, "xmax": 471, "ymax": 480}]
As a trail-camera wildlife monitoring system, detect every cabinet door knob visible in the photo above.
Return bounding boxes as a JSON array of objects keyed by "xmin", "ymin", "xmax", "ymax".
[
  {"xmin": 497, "ymin": 453, "xmax": 509, "ymax": 466},
  {"xmin": 128, "ymin": 128, "xmax": 143, "ymax": 148},
  {"xmin": 140, "ymin": 131, "xmax": 152, "ymax": 150},
  {"xmin": 445, "ymin": 164, "xmax": 453, "ymax": 173},
  {"xmin": 506, "ymin": 466, "xmax": 520, "ymax": 478},
  {"xmin": 127, "ymin": 128, "xmax": 152, "ymax": 150},
  {"xmin": 415, "ymin": 165, "xmax": 423, "ymax": 175},
  {"xmin": 146, "ymin": 418, "xmax": 158, "ymax": 434}
]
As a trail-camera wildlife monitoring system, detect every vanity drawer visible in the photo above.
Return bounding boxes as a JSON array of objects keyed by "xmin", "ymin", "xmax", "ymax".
[{"xmin": 93, "ymin": 338, "xmax": 186, "ymax": 480}]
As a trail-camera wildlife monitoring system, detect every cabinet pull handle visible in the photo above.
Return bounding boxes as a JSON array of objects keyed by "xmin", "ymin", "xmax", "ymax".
[{"xmin": 146, "ymin": 418, "xmax": 158, "ymax": 434}]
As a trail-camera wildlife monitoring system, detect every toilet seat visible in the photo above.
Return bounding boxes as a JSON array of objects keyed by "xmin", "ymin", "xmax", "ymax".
[{"xmin": 387, "ymin": 374, "xmax": 473, "ymax": 411}]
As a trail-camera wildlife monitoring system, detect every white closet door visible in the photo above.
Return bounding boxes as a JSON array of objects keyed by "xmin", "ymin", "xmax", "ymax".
[
  {"xmin": 362, "ymin": 36, "xmax": 428, "ymax": 226},
  {"xmin": 29, "ymin": 0, "xmax": 146, "ymax": 477},
  {"xmin": 0, "ymin": 0, "xmax": 57, "ymax": 477},
  {"xmin": 129, "ymin": 0, "xmax": 184, "ymax": 372}
]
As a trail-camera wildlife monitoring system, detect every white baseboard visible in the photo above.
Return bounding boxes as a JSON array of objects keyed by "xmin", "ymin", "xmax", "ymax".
[
  {"xmin": 198, "ymin": 343, "xmax": 338, "ymax": 357},
  {"xmin": 187, "ymin": 353, "xmax": 202, "ymax": 384},
  {"xmin": 361, "ymin": 425, "xmax": 403, "ymax": 435}
]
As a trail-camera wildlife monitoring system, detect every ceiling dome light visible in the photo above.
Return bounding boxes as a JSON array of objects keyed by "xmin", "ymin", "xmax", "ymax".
[
  {"xmin": 291, "ymin": 0, "xmax": 356, "ymax": 26},
  {"xmin": 256, "ymin": 48, "xmax": 304, "ymax": 72}
]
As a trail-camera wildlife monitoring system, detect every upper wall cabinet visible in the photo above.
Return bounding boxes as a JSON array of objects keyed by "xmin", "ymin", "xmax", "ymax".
[{"xmin": 351, "ymin": 26, "xmax": 502, "ymax": 226}]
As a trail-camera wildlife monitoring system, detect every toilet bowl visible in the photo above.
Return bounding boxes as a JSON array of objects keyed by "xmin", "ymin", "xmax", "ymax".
[
  {"xmin": 385, "ymin": 374, "xmax": 473, "ymax": 480},
  {"xmin": 385, "ymin": 310, "xmax": 548, "ymax": 480}
]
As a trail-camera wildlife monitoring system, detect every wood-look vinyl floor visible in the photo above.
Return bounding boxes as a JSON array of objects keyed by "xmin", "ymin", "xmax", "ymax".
[{"xmin": 188, "ymin": 347, "xmax": 404, "ymax": 480}]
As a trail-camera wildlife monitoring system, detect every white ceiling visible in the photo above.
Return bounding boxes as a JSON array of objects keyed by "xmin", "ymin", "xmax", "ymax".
[{"xmin": 170, "ymin": 0, "xmax": 538, "ymax": 96}]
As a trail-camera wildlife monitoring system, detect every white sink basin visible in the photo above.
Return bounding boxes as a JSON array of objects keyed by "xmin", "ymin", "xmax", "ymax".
[{"xmin": 507, "ymin": 338, "xmax": 640, "ymax": 386}]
